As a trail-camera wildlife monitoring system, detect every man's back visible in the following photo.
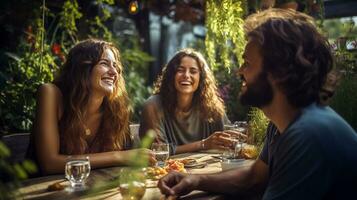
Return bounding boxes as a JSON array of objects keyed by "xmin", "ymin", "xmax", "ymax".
[
  {"xmin": 300, "ymin": 104, "xmax": 357, "ymax": 199},
  {"xmin": 262, "ymin": 103, "xmax": 357, "ymax": 199}
]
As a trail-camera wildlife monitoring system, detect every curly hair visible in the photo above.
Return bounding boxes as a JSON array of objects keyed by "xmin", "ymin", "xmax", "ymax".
[
  {"xmin": 153, "ymin": 48, "xmax": 225, "ymax": 122},
  {"xmin": 54, "ymin": 39, "xmax": 130, "ymax": 154},
  {"xmin": 244, "ymin": 8, "xmax": 333, "ymax": 108}
]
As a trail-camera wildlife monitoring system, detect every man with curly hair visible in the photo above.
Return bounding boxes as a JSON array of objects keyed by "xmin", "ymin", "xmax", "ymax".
[{"xmin": 158, "ymin": 9, "xmax": 357, "ymax": 199}]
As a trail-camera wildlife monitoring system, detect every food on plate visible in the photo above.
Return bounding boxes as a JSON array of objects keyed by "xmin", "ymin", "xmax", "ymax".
[
  {"xmin": 146, "ymin": 166, "xmax": 167, "ymax": 180},
  {"xmin": 47, "ymin": 182, "xmax": 65, "ymax": 191},
  {"xmin": 179, "ymin": 158, "xmax": 196, "ymax": 165},
  {"xmin": 165, "ymin": 159, "xmax": 186, "ymax": 173},
  {"xmin": 146, "ymin": 159, "xmax": 186, "ymax": 179},
  {"xmin": 239, "ymin": 144, "xmax": 259, "ymax": 159}
]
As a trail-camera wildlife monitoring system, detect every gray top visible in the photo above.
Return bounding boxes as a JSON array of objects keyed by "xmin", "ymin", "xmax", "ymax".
[{"xmin": 139, "ymin": 95, "xmax": 227, "ymax": 154}]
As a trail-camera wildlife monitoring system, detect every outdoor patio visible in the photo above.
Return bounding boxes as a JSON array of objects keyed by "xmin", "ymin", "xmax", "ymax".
[{"xmin": 0, "ymin": 0, "xmax": 356, "ymax": 199}]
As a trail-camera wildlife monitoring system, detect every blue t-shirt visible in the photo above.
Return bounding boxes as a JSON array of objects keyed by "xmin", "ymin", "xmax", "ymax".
[{"xmin": 259, "ymin": 103, "xmax": 357, "ymax": 200}]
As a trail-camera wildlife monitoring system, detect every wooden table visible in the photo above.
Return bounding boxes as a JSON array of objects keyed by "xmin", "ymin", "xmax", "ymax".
[{"xmin": 18, "ymin": 153, "xmax": 254, "ymax": 200}]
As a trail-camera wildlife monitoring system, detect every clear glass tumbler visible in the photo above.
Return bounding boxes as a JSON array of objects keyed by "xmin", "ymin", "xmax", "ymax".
[
  {"xmin": 151, "ymin": 142, "xmax": 169, "ymax": 167},
  {"xmin": 65, "ymin": 155, "xmax": 91, "ymax": 190}
]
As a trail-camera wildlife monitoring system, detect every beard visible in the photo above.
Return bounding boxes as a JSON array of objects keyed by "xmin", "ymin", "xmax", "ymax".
[{"xmin": 239, "ymin": 71, "xmax": 274, "ymax": 108}]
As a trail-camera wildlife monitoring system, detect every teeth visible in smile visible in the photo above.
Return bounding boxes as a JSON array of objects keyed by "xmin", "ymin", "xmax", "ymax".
[
  {"xmin": 102, "ymin": 78, "xmax": 114, "ymax": 85},
  {"xmin": 180, "ymin": 81, "xmax": 191, "ymax": 85},
  {"xmin": 242, "ymin": 81, "xmax": 247, "ymax": 87}
]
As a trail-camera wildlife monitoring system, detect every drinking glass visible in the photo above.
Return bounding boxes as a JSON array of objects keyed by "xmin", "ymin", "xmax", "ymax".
[
  {"xmin": 151, "ymin": 142, "xmax": 169, "ymax": 167},
  {"xmin": 119, "ymin": 168, "xmax": 146, "ymax": 200},
  {"xmin": 233, "ymin": 121, "xmax": 248, "ymax": 158},
  {"xmin": 223, "ymin": 121, "xmax": 248, "ymax": 159},
  {"xmin": 65, "ymin": 155, "xmax": 91, "ymax": 190},
  {"xmin": 222, "ymin": 124, "xmax": 236, "ymax": 159}
]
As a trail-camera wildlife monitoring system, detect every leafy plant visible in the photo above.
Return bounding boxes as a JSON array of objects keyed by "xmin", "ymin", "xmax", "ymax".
[
  {"xmin": 205, "ymin": 0, "xmax": 247, "ymax": 71},
  {"xmin": 119, "ymin": 38, "xmax": 154, "ymax": 122},
  {"xmin": 0, "ymin": 141, "xmax": 37, "ymax": 199},
  {"xmin": 0, "ymin": 18, "xmax": 58, "ymax": 133},
  {"xmin": 248, "ymin": 108, "xmax": 269, "ymax": 150},
  {"xmin": 202, "ymin": 0, "xmax": 250, "ymax": 122},
  {"xmin": 330, "ymin": 73, "xmax": 357, "ymax": 131}
]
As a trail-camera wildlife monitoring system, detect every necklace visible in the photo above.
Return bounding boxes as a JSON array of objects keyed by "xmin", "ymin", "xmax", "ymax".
[{"xmin": 84, "ymin": 126, "xmax": 91, "ymax": 136}]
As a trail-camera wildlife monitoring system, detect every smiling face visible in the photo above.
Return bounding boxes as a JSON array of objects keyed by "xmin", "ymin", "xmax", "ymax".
[
  {"xmin": 90, "ymin": 48, "xmax": 120, "ymax": 96},
  {"xmin": 174, "ymin": 56, "xmax": 200, "ymax": 97},
  {"xmin": 238, "ymin": 39, "xmax": 274, "ymax": 108}
]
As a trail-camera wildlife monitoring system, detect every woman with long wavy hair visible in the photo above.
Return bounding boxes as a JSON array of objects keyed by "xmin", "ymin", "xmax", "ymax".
[
  {"xmin": 139, "ymin": 48, "xmax": 241, "ymax": 154},
  {"xmin": 33, "ymin": 39, "xmax": 153, "ymax": 175}
]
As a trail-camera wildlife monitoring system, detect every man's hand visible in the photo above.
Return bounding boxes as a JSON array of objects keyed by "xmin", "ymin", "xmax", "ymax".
[{"xmin": 158, "ymin": 171, "xmax": 200, "ymax": 196}]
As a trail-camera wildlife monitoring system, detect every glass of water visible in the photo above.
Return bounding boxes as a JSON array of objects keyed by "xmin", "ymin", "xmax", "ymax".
[
  {"xmin": 223, "ymin": 121, "xmax": 248, "ymax": 159},
  {"xmin": 151, "ymin": 142, "xmax": 169, "ymax": 167},
  {"xmin": 233, "ymin": 121, "xmax": 248, "ymax": 158},
  {"xmin": 65, "ymin": 155, "xmax": 91, "ymax": 190},
  {"xmin": 223, "ymin": 123, "xmax": 237, "ymax": 159}
]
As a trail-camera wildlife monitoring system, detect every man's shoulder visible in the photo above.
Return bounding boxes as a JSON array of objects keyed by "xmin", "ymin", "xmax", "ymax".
[
  {"xmin": 285, "ymin": 103, "xmax": 357, "ymax": 152},
  {"xmin": 295, "ymin": 103, "xmax": 355, "ymax": 134}
]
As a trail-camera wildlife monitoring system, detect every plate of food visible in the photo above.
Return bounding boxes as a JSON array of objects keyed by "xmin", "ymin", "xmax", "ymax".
[
  {"xmin": 178, "ymin": 158, "xmax": 208, "ymax": 168},
  {"xmin": 146, "ymin": 159, "xmax": 187, "ymax": 180}
]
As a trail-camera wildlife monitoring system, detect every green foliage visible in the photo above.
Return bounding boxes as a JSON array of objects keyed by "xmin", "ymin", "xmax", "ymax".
[
  {"xmin": 214, "ymin": 68, "xmax": 250, "ymax": 121},
  {"xmin": 60, "ymin": 0, "xmax": 82, "ymax": 38},
  {"xmin": 205, "ymin": 0, "xmax": 246, "ymax": 71},
  {"xmin": 330, "ymin": 73, "xmax": 357, "ymax": 131},
  {"xmin": 0, "ymin": 18, "xmax": 58, "ymax": 133},
  {"xmin": 203, "ymin": 0, "xmax": 249, "ymax": 122},
  {"xmin": 0, "ymin": 141, "xmax": 37, "ymax": 199},
  {"xmin": 121, "ymin": 41, "xmax": 154, "ymax": 122},
  {"xmin": 248, "ymin": 108, "xmax": 269, "ymax": 150},
  {"xmin": 320, "ymin": 17, "xmax": 357, "ymax": 130}
]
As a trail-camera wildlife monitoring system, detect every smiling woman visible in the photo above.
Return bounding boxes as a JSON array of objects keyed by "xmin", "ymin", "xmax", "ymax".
[
  {"xmin": 30, "ymin": 39, "xmax": 155, "ymax": 175},
  {"xmin": 90, "ymin": 49, "xmax": 120, "ymax": 96},
  {"xmin": 139, "ymin": 48, "xmax": 239, "ymax": 155}
]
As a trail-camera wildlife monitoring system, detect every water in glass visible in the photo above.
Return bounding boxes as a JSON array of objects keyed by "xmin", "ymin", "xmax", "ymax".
[
  {"xmin": 65, "ymin": 157, "xmax": 90, "ymax": 188},
  {"xmin": 151, "ymin": 143, "xmax": 169, "ymax": 167}
]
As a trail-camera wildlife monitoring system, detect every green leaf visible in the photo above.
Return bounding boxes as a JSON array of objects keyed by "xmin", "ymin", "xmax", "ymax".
[
  {"xmin": 0, "ymin": 141, "xmax": 10, "ymax": 158},
  {"xmin": 22, "ymin": 160, "xmax": 38, "ymax": 174}
]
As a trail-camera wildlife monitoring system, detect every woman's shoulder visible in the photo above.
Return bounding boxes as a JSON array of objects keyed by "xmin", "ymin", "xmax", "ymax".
[
  {"xmin": 142, "ymin": 95, "xmax": 164, "ymax": 116},
  {"xmin": 38, "ymin": 83, "xmax": 62, "ymax": 96},
  {"xmin": 143, "ymin": 95, "xmax": 162, "ymax": 109},
  {"xmin": 37, "ymin": 83, "xmax": 63, "ymax": 119}
]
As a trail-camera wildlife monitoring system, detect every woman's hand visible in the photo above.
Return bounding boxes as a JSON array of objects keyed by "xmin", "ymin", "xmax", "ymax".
[
  {"xmin": 204, "ymin": 130, "xmax": 248, "ymax": 150},
  {"xmin": 224, "ymin": 129, "xmax": 248, "ymax": 143},
  {"xmin": 203, "ymin": 131, "xmax": 233, "ymax": 150}
]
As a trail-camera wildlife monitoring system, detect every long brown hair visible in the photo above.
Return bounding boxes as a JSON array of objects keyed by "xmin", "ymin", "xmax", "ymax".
[
  {"xmin": 54, "ymin": 39, "xmax": 130, "ymax": 154},
  {"xmin": 153, "ymin": 48, "xmax": 225, "ymax": 122}
]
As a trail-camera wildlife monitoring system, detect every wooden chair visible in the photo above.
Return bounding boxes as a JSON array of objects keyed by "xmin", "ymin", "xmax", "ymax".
[{"xmin": 1, "ymin": 132, "xmax": 31, "ymax": 163}]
